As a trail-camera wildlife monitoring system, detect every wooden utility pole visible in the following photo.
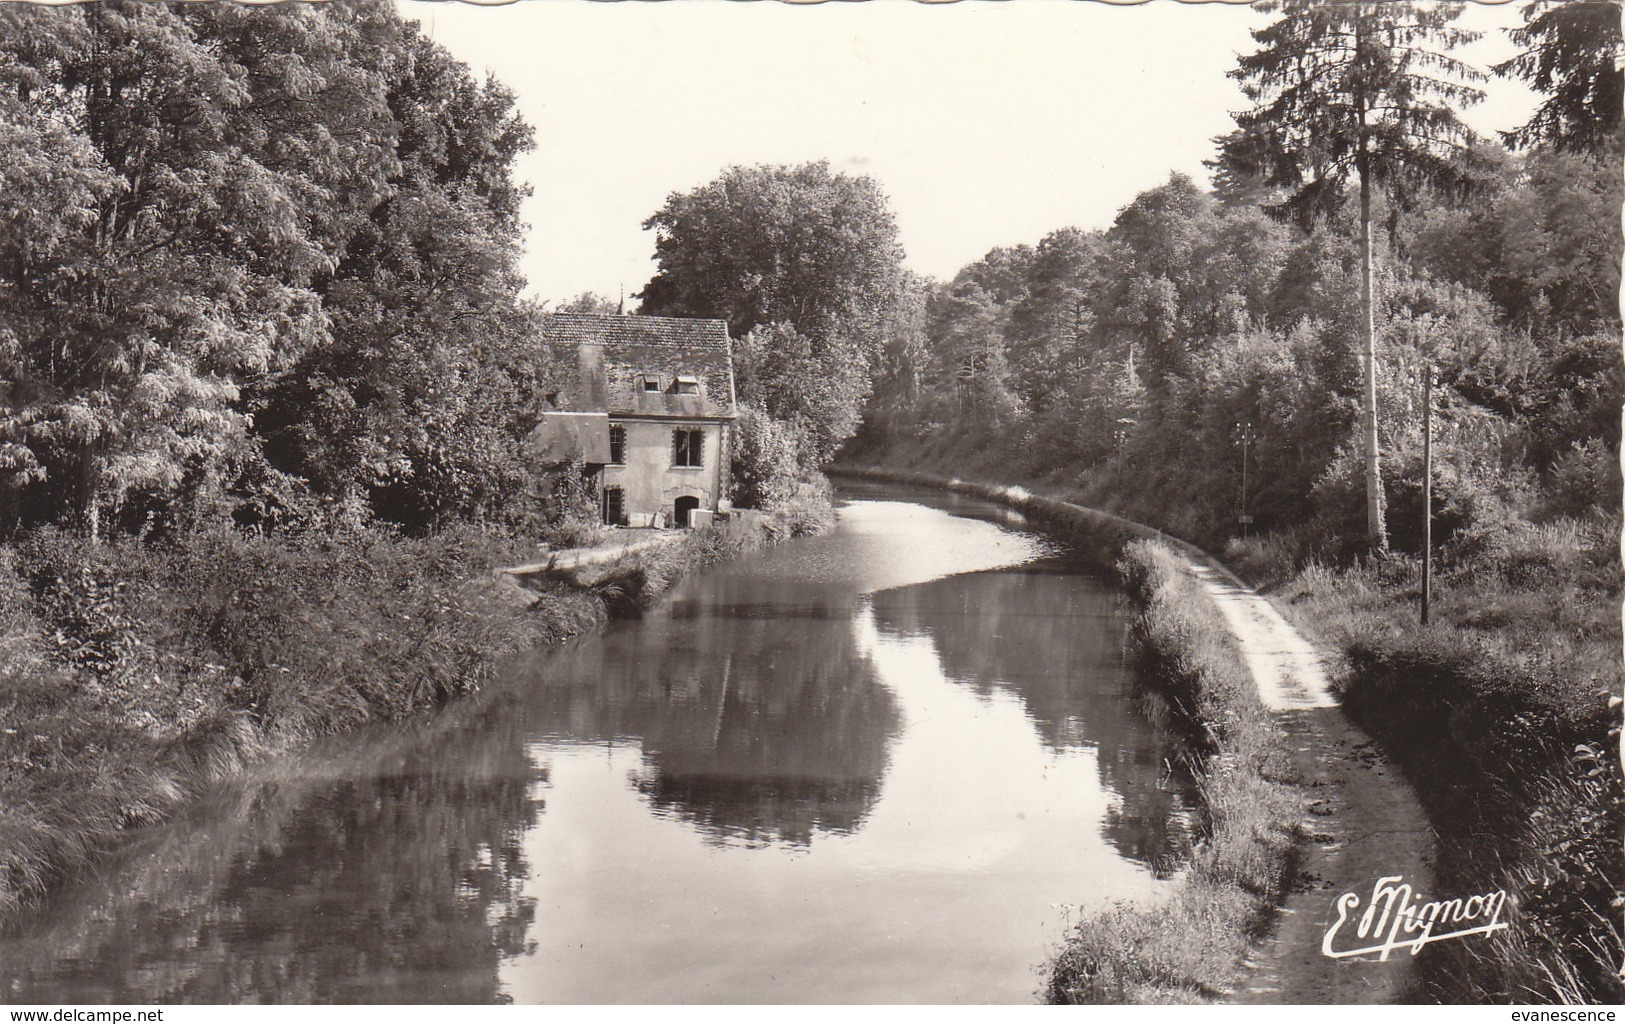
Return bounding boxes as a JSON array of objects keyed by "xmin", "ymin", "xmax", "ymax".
[{"xmin": 1421, "ymin": 365, "xmax": 1433, "ymax": 626}]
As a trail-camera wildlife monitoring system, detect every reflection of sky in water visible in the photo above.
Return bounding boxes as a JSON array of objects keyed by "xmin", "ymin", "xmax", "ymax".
[
  {"xmin": 502, "ymin": 598, "xmax": 1164, "ymax": 1004},
  {"xmin": 670, "ymin": 499, "xmax": 1050, "ymax": 611},
  {"xmin": 500, "ymin": 499, "xmax": 1192, "ymax": 1003},
  {"xmin": 0, "ymin": 490, "xmax": 1195, "ymax": 1005}
]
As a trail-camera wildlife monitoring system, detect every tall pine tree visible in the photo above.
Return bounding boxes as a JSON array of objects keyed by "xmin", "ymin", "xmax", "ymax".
[
  {"xmin": 1496, "ymin": 0, "xmax": 1623, "ymax": 154},
  {"xmin": 1221, "ymin": 1, "xmax": 1484, "ymax": 551}
]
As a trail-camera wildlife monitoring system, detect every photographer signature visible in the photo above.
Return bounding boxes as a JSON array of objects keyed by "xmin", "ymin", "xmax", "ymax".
[{"xmin": 1322, "ymin": 875, "xmax": 1509, "ymax": 960}]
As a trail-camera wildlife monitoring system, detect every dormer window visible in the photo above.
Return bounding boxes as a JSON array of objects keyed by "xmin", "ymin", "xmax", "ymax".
[
  {"xmin": 642, "ymin": 375, "xmax": 661, "ymax": 393},
  {"xmin": 674, "ymin": 375, "xmax": 700, "ymax": 395}
]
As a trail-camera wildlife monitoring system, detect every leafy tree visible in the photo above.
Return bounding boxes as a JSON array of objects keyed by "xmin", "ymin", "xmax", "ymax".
[
  {"xmin": 252, "ymin": 16, "xmax": 536, "ymax": 532},
  {"xmin": 639, "ymin": 161, "xmax": 906, "ymax": 344},
  {"xmin": 1403, "ymin": 147, "xmax": 1621, "ymax": 336},
  {"xmin": 950, "ymin": 244, "xmax": 1036, "ymax": 309},
  {"xmin": 1096, "ymin": 174, "xmax": 1223, "ymax": 382},
  {"xmin": 640, "ymin": 161, "xmax": 909, "ymax": 464},
  {"xmin": 1497, "ymin": 1, "xmax": 1623, "ymax": 154},
  {"xmin": 1005, "ymin": 228, "xmax": 1105, "ymax": 412},
  {"xmin": 732, "ymin": 322, "xmax": 869, "ymax": 466},
  {"xmin": 556, "ymin": 291, "xmax": 621, "ymax": 314},
  {"xmin": 0, "ymin": 1, "xmax": 538, "ymax": 537},
  {"xmin": 859, "ymin": 269, "xmax": 931, "ymax": 445},
  {"xmin": 1223, "ymin": 1, "xmax": 1486, "ymax": 551},
  {"xmin": 925, "ymin": 280, "xmax": 1022, "ymax": 424},
  {"xmin": 728, "ymin": 402, "xmax": 803, "ymax": 511},
  {"xmin": 0, "ymin": 2, "xmax": 382, "ymax": 537}
]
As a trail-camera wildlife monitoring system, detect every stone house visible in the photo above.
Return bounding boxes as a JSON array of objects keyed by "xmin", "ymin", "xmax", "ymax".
[{"xmin": 530, "ymin": 313, "xmax": 737, "ymax": 528}]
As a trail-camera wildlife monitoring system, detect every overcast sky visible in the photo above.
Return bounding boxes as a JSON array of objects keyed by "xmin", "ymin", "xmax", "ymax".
[{"xmin": 396, "ymin": 0, "xmax": 1541, "ymax": 306}]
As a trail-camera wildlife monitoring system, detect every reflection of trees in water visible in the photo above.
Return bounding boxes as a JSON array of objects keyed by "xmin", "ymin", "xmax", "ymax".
[
  {"xmin": 0, "ymin": 692, "xmax": 542, "ymax": 1003},
  {"xmin": 4, "ymin": 569, "xmax": 900, "ymax": 1001},
  {"xmin": 867, "ymin": 565, "xmax": 1198, "ymax": 876},
  {"xmin": 1101, "ymin": 683, "xmax": 1202, "ymax": 878},
  {"xmin": 4, "ymin": 533, "xmax": 1196, "ymax": 1001},
  {"xmin": 530, "ymin": 580, "xmax": 900, "ymax": 847}
]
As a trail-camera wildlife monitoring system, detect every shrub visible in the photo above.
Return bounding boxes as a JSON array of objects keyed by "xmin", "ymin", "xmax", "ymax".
[
  {"xmin": 0, "ymin": 520, "xmax": 620, "ymax": 918},
  {"xmin": 1542, "ymin": 437, "xmax": 1621, "ymax": 519},
  {"xmin": 765, "ymin": 476, "xmax": 837, "ymax": 538},
  {"xmin": 540, "ymin": 517, "xmax": 608, "ymax": 551},
  {"xmin": 729, "ymin": 402, "xmax": 805, "ymax": 511}
]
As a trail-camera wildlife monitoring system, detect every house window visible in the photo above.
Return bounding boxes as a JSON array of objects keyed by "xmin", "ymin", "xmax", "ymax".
[
  {"xmin": 608, "ymin": 424, "xmax": 625, "ymax": 465},
  {"xmin": 673, "ymin": 428, "xmax": 704, "ymax": 468},
  {"xmin": 642, "ymin": 375, "xmax": 661, "ymax": 393},
  {"xmin": 602, "ymin": 486, "xmax": 624, "ymax": 526},
  {"xmin": 674, "ymin": 375, "xmax": 700, "ymax": 395}
]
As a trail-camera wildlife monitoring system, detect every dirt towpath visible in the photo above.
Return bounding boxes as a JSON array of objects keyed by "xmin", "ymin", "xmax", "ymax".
[{"xmin": 1183, "ymin": 562, "xmax": 1438, "ymax": 1004}]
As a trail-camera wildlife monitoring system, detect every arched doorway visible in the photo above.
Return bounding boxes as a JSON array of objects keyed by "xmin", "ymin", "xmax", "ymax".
[{"xmin": 673, "ymin": 495, "xmax": 701, "ymax": 528}]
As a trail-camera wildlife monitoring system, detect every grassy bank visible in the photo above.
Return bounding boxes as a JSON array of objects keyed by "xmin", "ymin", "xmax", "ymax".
[
  {"xmin": 0, "ymin": 493, "xmax": 821, "ymax": 922},
  {"xmin": 840, "ymin": 447, "xmax": 1623, "ymax": 1004},
  {"xmin": 829, "ymin": 466, "xmax": 1303, "ymax": 1002},
  {"xmin": 1046, "ymin": 540, "xmax": 1302, "ymax": 1003},
  {"xmin": 1237, "ymin": 517, "xmax": 1624, "ymax": 1004}
]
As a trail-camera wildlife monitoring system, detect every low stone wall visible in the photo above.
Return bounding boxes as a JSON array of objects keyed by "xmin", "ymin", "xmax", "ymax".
[{"xmin": 499, "ymin": 530, "xmax": 686, "ymax": 588}]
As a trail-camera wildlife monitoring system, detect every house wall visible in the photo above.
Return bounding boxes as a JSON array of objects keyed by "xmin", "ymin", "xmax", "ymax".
[{"xmin": 603, "ymin": 419, "xmax": 726, "ymax": 523}]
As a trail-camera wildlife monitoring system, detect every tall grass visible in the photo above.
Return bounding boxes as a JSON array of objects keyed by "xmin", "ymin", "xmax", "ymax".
[
  {"xmin": 1048, "ymin": 540, "xmax": 1302, "ymax": 1003},
  {"xmin": 1272, "ymin": 514, "xmax": 1623, "ymax": 1004},
  {"xmin": 0, "ymin": 525, "xmax": 604, "ymax": 919},
  {"xmin": 837, "ymin": 458, "xmax": 1621, "ymax": 1004}
]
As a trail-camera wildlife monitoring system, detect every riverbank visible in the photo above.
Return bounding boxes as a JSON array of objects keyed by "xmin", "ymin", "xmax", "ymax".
[
  {"xmin": 1048, "ymin": 539, "xmax": 1303, "ymax": 1002},
  {"xmin": 831, "ymin": 466, "xmax": 1314, "ymax": 999},
  {"xmin": 0, "ymin": 499, "xmax": 818, "ymax": 921},
  {"xmin": 831, "ymin": 464, "xmax": 1447, "ymax": 1004},
  {"xmin": 836, "ymin": 458, "xmax": 1622, "ymax": 1004}
]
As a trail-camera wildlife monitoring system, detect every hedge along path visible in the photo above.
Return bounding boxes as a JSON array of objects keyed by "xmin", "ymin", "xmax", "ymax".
[{"xmin": 829, "ymin": 466, "xmax": 1438, "ymax": 1004}]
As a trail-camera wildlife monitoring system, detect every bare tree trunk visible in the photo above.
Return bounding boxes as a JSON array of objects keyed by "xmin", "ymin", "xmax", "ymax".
[{"xmin": 1358, "ymin": 97, "xmax": 1388, "ymax": 553}]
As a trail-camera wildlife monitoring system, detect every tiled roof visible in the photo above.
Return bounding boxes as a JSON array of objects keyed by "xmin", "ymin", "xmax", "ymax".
[
  {"xmin": 544, "ymin": 312, "xmax": 731, "ymax": 353},
  {"xmin": 541, "ymin": 313, "xmax": 737, "ymax": 419}
]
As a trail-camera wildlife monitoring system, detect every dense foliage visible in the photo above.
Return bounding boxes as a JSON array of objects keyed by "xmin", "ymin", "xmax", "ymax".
[
  {"xmin": 1498, "ymin": 0, "xmax": 1624, "ymax": 153},
  {"xmin": 858, "ymin": 151, "xmax": 1618, "ymax": 568},
  {"xmin": 0, "ymin": 0, "xmax": 609, "ymax": 920},
  {"xmin": 639, "ymin": 161, "xmax": 917, "ymax": 507},
  {"xmin": 849, "ymin": 5, "xmax": 1621, "ymax": 1003},
  {"xmin": 0, "ymin": 0, "xmax": 545, "ymax": 539}
]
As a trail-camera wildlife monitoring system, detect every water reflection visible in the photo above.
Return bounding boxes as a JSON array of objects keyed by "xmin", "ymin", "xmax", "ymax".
[
  {"xmin": 528, "ymin": 605, "xmax": 900, "ymax": 846},
  {"xmin": 1, "ymin": 694, "xmax": 542, "ymax": 1003},
  {"xmin": 2, "ymin": 494, "xmax": 1197, "ymax": 1004},
  {"xmin": 867, "ymin": 566, "xmax": 1198, "ymax": 874}
]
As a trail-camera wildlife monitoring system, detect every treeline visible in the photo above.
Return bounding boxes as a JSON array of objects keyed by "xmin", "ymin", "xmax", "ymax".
[
  {"xmin": 855, "ymin": 1, "xmax": 1621, "ymax": 566},
  {"xmin": 860, "ymin": 153, "xmax": 1618, "ymax": 556},
  {"xmin": 0, "ymin": 0, "xmax": 567, "ymax": 541}
]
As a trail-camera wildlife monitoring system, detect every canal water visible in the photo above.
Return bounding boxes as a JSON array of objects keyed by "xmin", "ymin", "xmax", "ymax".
[{"xmin": 1, "ymin": 483, "xmax": 1197, "ymax": 1004}]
